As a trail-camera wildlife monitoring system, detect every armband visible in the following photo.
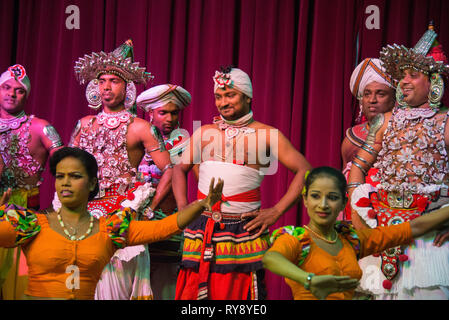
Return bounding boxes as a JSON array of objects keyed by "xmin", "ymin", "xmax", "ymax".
[
  {"xmin": 43, "ymin": 125, "xmax": 63, "ymax": 150},
  {"xmin": 162, "ymin": 163, "xmax": 174, "ymax": 173},
  {"xmin": 146, "ymin": 145, "xmax": 161, "ymax": 153}
]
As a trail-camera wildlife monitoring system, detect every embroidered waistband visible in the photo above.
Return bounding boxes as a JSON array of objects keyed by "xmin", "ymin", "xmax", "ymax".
[{"xmin": 377, "ymin": 189, "xmax": 440, "ymax": 209}]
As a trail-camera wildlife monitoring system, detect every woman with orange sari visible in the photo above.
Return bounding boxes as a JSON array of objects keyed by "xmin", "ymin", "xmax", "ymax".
[
  {"xmin": 0, "ymin": 147, "xmax": 223, "ymax": 299},
  {"xmin": 263, "ymin": 166, "xmax": 449, "ymax": 300}
]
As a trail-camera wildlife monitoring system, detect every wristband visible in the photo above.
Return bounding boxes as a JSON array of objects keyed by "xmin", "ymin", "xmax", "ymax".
[{"xmin": 304, "ymin": 273, "xmax": 315, "ymax": 290}]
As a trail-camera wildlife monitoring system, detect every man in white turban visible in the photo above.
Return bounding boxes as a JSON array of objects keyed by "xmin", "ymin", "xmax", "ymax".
[
  {"xmin": 340, "ymin": 58, "xmax": 396, "ymax": 299},
  {"xmin": 341, "ymin": 58, "xmax": 396, "ymax": 196},
  {"xmin": 136, "ymin": 84, "xmax": 191, "ymax": 300},
  {"xmin": 172, "ymin": 66, "xmax": 312, "ymax": 300},
  {"xmin": 0, "ymin": 64, "xmax": 63, "ymax": 299}
]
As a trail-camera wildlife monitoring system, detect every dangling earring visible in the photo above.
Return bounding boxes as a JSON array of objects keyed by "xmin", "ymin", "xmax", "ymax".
[
  {"xmin": 355, "ymin": 102, "xmax": 363, "ymax": 123},
  {"xmin": 86, "ymin": 79, "xmax": 102, "ymax": 109},
  {"xmin": 124, "ymin": 82, "xmax": 137, "ymax": 109},
  {"xmin": 428, "ymin": 73, "xmax": 444, "ymax": 112},
  {"xmin": 395, "ymin": 83, "xmax": 408, "ymax": 109}
]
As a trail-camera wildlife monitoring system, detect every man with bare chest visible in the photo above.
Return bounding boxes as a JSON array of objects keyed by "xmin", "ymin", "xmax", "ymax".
[
  {"xmin": 0, "ymin": 64, "xmax": 63, "ymax": 299},
  {"xmin": 69, "ymin": 40, "xmax": 173, "ymax": 299},
  {"xmin": 173, "ymin": 66, "xmax": 312, "ymax": 300}
]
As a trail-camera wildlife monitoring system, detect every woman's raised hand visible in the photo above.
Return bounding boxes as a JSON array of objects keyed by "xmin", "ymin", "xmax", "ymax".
[{"xmin": 203, "ymin": 178, "xmax": 224, "ymax": 211}]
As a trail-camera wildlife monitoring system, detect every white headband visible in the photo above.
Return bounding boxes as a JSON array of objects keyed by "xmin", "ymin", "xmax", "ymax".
[{"xmin": 137, "ymin": 84, "xmax": 191, "ymax": 112}]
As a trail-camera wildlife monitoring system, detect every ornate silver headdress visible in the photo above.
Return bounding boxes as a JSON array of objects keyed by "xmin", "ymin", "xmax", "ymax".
[
  {"xmin": 74, "ymin": 39, "xmax": 153, "ymax": 85},
  {"xmin": 380, "ymin": 22, "xmax": 449, "ymax": 81},
  {"xmin": 74, "ymin": 39, "xmax": 154, "ymax": 110},
  {"xmin": 380, "ymin": 22, "xmax": 449, "ymax": 109}
]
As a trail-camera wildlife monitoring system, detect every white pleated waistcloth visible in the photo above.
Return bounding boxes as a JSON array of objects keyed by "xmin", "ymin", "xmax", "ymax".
[{"xmin": 198, "ymin": 160, "xmax": 264, "ymax": 213}]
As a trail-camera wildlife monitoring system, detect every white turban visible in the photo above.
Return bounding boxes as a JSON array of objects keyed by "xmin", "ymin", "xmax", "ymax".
[
  {"xmin": 350, "ymin": 58, "xmax": 395, "ymax": 99},
  {"xmin": 0, "ymin": 64, "xmax": 31, "ymax": 98},
  {"xmin": 136, "ymin": 84, "xmax": 191, "ymax": 112},
  {"xmin": 213, "ymin": 68, "xmax": 253, "ymax": 98}
]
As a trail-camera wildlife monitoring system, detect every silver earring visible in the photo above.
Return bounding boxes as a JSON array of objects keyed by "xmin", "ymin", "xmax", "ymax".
[
  {"xmin": 428, "ymin": 73, "xmax": 444, "ymax": 111},
  {"xmin": 86, "ymin": 79, "xmax": 102, "ymax": 109},
  {"xmin": 124, "ymin": 82, "xmax": 137, "ymax": 109},
  {"xmin": 395, "ymin": 83, "xmax": 408, "ymax": 109}
]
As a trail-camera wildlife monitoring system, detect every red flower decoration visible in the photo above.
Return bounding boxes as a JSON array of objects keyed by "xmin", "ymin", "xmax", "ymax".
[
  {"xmin": 382, "ymin": 279, "xmax": 393, "ymax": 290},
  {"xmin": 416, "ymin": 197, "xmax": 429, "ymax": 212},
  {"xmin": 367, "ymin": 209, "xmax": 377, "ymax": 219},
  {"xmin": 399, "ymin": 254, "xmax": 409, "ymax": 262},
  {"xmin": 427, "ymin": 44, "xmax": 448, "ymax": 64},
  {"xmin": 127, "ymin": 192, "xmax": 135, "ymax": 201},
  {"xmin": 355, "ymin": 197, "xmax": 371, "ymax": 207}
]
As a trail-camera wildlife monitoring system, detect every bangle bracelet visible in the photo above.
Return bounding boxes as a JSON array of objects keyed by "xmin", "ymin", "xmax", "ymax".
[
  {"xmin": 361, "ymin": 144, "xmax": 378, "ymax": 156},
  {"xmin": 352, "ymin": 161, "xmax": 367, "ymax": 176},
  {"xmin": 347, "ymin": 182, "xmax": 362, "ymax": 189},
  {"xmin": 304, "ymin": 273, "xmax": 315, "ymax": 290},
  {"xmin": 355, "ymin": 155, "xmax": 370, "ymax": 166}
]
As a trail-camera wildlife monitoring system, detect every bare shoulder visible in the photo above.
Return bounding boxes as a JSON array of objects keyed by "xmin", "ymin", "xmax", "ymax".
[
  {"xmin": 200, "ymin": 123, "xmax": 218, "ymax": 131},
  {"xmin": 252, "ymin": 121, "xmax": 286, "ymax": 139},
  {"xmin": 29, "ymin": 116, "xmax": 50, "ymax": 127},
  {"xmin": 251, "ymin": 120, "xmax": 275, "ymax": 130},
  {"xmin": 29, "ymin": 116, "xmax": 52, "ymax": 136},
  {"xmin": 130, "ymin": 117, "xmax": 151, "ymax": 129},
  {"xmin": 128, "ymin": 117, "xmax": 155, "ymax": 143}
]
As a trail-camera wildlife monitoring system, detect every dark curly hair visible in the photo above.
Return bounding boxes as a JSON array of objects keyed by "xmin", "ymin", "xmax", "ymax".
[{"xmin": 49, "ymin": 147, "xmax": 99, "ymax": 201}]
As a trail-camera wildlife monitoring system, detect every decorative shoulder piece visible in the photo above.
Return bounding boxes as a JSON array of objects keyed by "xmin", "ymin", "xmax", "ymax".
[
  {"xmin": 0, "ymin": 204, "xmax": 41, "ymax": 246},
  {"xmin": 68, "ymin": 120, "xmax": 82, "ymax": 147},
  {"xmin": 365, "ymin": 113, "xmax": 384, "ymax": 145},
  {"xmin": 105, "ymin": 207, "xmax": 134, "ymax": 248},
  {"xmin": 270, "ymin": 225, "xmax": 311, "ymax": 266}
]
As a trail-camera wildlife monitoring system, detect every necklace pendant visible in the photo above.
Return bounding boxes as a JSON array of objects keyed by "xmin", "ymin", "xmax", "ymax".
[
  {"xmin": 70, "ymin": 235, "xmax": 76, "ymax": 241},
  {"xmin": 225, "ymin": 127, "xmax": 239, "ymax": 140}
]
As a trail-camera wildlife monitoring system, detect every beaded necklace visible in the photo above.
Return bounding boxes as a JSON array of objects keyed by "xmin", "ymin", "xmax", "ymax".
[
  {"xmin": 304, "ymin": 225, "xmax": 338, "ymax": 244},
  {"xmin": 57, "ymin": 210, "xmax": 94, "ymax": 241}
]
